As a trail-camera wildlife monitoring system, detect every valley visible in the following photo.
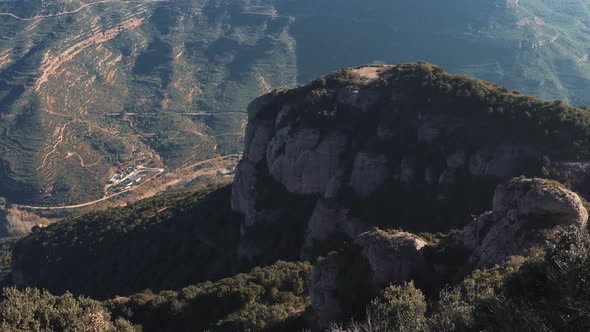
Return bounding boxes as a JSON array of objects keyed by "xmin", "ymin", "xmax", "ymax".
[
  {"xmin": 1, "ymin": 0, "xmax": 590, "ymax": 331},
  {"xmin": 3, "ymin": 64, "xmax": 590, "ymax": 331},
  {"xmin": 3, "ymin": 0, "xmax": 590, "ymax": 235}
]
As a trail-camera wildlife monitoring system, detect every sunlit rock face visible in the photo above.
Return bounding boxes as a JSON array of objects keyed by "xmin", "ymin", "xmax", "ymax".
[{"xmin": 463, "ymin": 177, "xmax": 588, "ymax": 268}]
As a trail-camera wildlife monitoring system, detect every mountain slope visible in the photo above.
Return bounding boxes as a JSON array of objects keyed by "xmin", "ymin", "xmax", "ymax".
[
  {"xmin": 2, "ymin": 0, "xmax": 590, "ymax": 207},
  {"xmin": 11, "ymin": 185, "xmax": 241, "ymax": 299},
  {"xmin": 280, "ymin": 0, "xmax": 590, "ymax": 103},
  {"xmin": 0, "ymin": 0, "xmax": 291, "ymax": 205},
  {"xmin": 6, "ymin": 63, "xmax": 590, "ymax": 331},
  {"xmin": 13, "ymin": 63, "xmax": 590, "ymax": 300}
]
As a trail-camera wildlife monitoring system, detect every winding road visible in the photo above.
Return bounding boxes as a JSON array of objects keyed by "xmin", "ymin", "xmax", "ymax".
[
  {"xmin": 2, "ymin": 1, "xmax": 242, "ymax": 211},
  {"xmin": 15, "ymin": 167, "xmax": 165, "ymax": 210},
  {"xmin": 0, "ymin": 0, "xmax": 170, "ymax": 21},
  {"xmin": 14, "ymin": 154, "xmax": 241, "ymax": 210}
]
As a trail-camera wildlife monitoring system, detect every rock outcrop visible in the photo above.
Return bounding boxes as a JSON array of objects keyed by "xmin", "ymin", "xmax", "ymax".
[
  {"xmin": 231, "ymin": 63, "xmax": 590, "ymax": 263},
  {"xmin": 309, "ymin": 177, "xmax": 589, "ymax": 327},
  {"xmin": 463, "ymin": 177, "xmax": 588, "ymax": 268},
  {"xmin": 309, "ymin": 229, "xmax": 431, "ymax": 329},
  {"xmin": 354, "ymin": 229, "xmax": 430, "ymax": 289},
  {"xmin": 309, "ymin": 253, "xmax": 344, "ymax": 329}
]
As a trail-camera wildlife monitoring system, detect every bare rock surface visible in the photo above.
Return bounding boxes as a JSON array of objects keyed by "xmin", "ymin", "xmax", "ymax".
[
  {"xmin": 463, "ymin": 177, "xmax": 588, "ymax": 268},
  {"xmin": 355, "ymin": 229, "xmax": 429, "ymax": 289},
  {"xmin": 303, "ymin": 199, "xmax": 369, "ymax": 259},
  {"xmin": 349, "ymin": 152, "xmax": 390, "ymax": 197},
  {"xmin": 309, "ymin": 254, "xmax": 343, "ymax": 329}
]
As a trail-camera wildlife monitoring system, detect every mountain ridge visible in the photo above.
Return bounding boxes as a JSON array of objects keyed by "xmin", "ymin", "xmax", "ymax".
[
  {"xmin": 4, "ymin": 63, "xmax": 590, "ymax": 331},
  {"xmin": 3, "ymin": 0, "xmax": 590, "ymax": 209}
]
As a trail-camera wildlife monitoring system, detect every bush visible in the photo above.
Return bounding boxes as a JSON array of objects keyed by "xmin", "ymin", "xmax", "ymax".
[
  {"xmin": 370, "ymin": 282, "xmax": 427, "ymax": 332},
  {"xmin": 428, "ymin": 227, "xmax": 590, "ymax": 331},
  {"xmin": 427, "ymin": 288, "xmax": 474, "ymax": 332},
  {"xmin": 331, "ymin": 282, "xmax": 427, "ymax": 332},
  {"xmin": 105, "ymin": 261, "xmax": 312, "ymax": 332},
  {"xmin": 493, "ymin": 227, "xmax": 590, "ymax": 331},
  {"xmin": 0, "ymin": 288, "xmax": 133, "ymax": 332}
]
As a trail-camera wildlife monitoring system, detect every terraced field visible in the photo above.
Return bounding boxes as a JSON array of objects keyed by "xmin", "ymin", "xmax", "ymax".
[{"xmin": 0, "ymin": 0, "xmax": 291, "ymax": 205}]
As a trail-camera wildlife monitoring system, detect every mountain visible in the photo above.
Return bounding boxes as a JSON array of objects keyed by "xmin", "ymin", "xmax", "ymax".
[
  {"xmin": 0, "ymin": 0, "xmax": 289, "ymax": 205},
  {"xmin": 2, "ymin": 0, "xmax": 590, "ymax": 207},
  {"xmin": 233, "ymin": 63, "xmax": 590, "ymax": 264},
  {"xmin": 281, "ymin": 0, "xmax": 590, "ymax": 102},
  {"xmin": 5, "ymin": 63, "xmax": 590, "ymax": 331}
]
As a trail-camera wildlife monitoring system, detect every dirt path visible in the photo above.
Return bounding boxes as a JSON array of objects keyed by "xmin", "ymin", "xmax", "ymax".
[
  {"xmin": 42, "ymin": 108, "xmax": 72, "ymax": 118},
  {"xmin": 0, "ymin": 0, "xmax": 169, "ymax": 21},
  {"xmin": 105, "ymin": 110, "xmax": 247, "ymax": 116},
  {"xmin": 256, "ymin": 68, "xmax": 272, "ymax": 94},
  {"xmin": 65, "ymin": 152, "xmax": 103, "ymax": 168},
  {"xmin": 213, "ymin": 132, "xmax": 243, "ymax": 137},
  {"xmin": 179, "ymin": 154, "xmax": 240, "ymax": 172},
  {"xmin": 37, "ymin": 121, "xmax": 71, "ymax": 171}
]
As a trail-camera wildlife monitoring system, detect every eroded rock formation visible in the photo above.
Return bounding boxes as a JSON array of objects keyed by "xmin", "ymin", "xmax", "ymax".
[
  {"xmin": 463, "ymin": 177, "xmax": 588, "ymax": 268},
  {"xmin": 231, "ymin": 64, "xmax": 590, "ymax": 263}
]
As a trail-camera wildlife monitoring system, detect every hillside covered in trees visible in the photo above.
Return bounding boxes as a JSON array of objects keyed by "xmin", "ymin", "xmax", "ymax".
[{"xmin": 3, "ymin": 64, "xmax": 590, "ymax": 331}]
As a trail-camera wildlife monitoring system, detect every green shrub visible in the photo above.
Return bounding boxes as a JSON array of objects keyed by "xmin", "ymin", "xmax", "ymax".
[
  {"xmin": 329, "ymin": 281, "xmax": 427, "ymax": 332},
  {"xmin": 370, "ymin": 282, "xmax": 427, "ymax": 332},
  {"xmin": 427, "ymin": 288, "xmax": 475, "ymax": 332},
  {"xmin": 0, "ymin": 288, "xmax": 133, "ymax": 332},
  {"xmin": 492, "ymin": 227, "xmax": 590, "ymax": 331},
  {"xmin": 429, "ymin": 228, "xmax": 590, "ymax": 331},
  {"xmin": 427, "ymin": 265, "xmax": 515, "ymax": 331}
]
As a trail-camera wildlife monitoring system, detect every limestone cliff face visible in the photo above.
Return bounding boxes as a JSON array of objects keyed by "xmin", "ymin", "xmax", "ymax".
[
  {"xmin": 231, "ymin": 63, "xmax": 590, "ymax": 263},
  {"xmin": 308, "ymin": 253, "xmax": 344, "ymax": 329}
]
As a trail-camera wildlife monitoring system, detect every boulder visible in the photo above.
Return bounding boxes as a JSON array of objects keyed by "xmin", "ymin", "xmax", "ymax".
[
  {"xmin": 463, "ymin": 177, "xmax": 588, "ymax": 268},
  {"xmin": 354, "ymin": 229, "xmax": 429, "ymax": 289}
]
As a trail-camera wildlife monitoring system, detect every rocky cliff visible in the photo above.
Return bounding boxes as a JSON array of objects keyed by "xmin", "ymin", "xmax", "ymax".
[
  {"xmin": 309, "ymin": 176, "xmax": 589, "ymax": 328},
  {"xmin": 231, "ymin": 63, "xmax": 590, "ymax": 263}
]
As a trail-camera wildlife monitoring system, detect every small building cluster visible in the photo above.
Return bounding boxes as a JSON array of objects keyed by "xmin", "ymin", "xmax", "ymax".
[{"xmin": 107, "ymin": 166, "xmax": 147, "ymax": 190}]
